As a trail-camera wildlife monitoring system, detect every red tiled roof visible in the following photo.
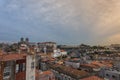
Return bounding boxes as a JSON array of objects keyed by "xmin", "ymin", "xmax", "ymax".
[
  {"xmin": 0, "ymin": 52, "xmax": 2, "ymax": 56},
  {"xmin": 81, "ymin": 64, "xmax": 99, "ymax": 69},
  {"xmin": 81, "ymin": 76, "xmax": 104, "ymax": 80},
  {"xmin": 48, "ymin": 64, "xmax": 89, "ymax": 79},
  {"xmin": 91, "ymin": 61, "xmax": 113, "ymax": 68},
  {"xmin": 36, "ymin": 70, "xmax": 55, "ymax": 80},
  {"xmin": 91, "ymin": 61, "xmax": 105, "ymax": 67},
  {"xmin": 0, "ymin": 53, "xmax": 26, "ymax": 61},
  {"xmin": 36, "ymin": 70, "xmax": 52, "ymax": 76}
]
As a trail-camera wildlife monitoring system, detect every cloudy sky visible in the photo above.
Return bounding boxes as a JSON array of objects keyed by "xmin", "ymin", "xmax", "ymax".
[{"xmin": 0, "ymin": 0, "xmax": 120, "ymax": 45}]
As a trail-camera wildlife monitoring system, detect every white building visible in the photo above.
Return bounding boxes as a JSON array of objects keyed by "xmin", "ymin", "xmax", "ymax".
[{"xmin": 52, "ymin": 49, "xmax": 67, "ymax": 58}]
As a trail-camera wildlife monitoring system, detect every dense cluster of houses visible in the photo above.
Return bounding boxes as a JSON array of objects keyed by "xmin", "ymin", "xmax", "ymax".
[{"xmin": 0, "ymin": 38, "xmax": 120, "ymax": 80}]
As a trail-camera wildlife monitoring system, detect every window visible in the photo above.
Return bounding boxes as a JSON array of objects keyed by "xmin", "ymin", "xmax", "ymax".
[
  {"xmin": 3, "ymin": 72, "xmax": 10, "ymax": 77},
  {"xmin": 23, "ymin": 63, "xmax": 25, "ymax": 71},
  {"xmin": 4, "ymin": 67, "xmax": 10, "ymax": 72},
  {"xmin": 106, "ymin": 74, "xmax": 109, "ymax": 77},
  {"xmin": 112, "ymin": 75, "xmax": 116, "ymax": 79},
  {"xmin": 19, "ymin": 64, "xmax": 23, "ymax": 72},
  {"xmin": 16, "ymin": 64, "xmax": 19, "ymax": 73},
  {"xmin": 3, "ymin": 67, "xmax": 10, "ymax": 79},
  {"xmin": 3, "ymin": 72, "xmax": 10, "ymax": 79},
  {"xmin": 31, "ymin": 62, "xmax": 34, "ymax": 69},
  {"xmin": 31, "ymin": 76, "xmax": 34, "ymax": 80}
]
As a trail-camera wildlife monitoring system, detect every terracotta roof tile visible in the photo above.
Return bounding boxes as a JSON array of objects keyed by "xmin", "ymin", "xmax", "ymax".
[
  {"xmin": 0, "ymin": 53, "xmax": 26, "ymax": 61},
  {"xmin": 81, "ymin": 76, "xmax": 104, "ymax": 80},
  {"xmin": 80, "ymin": 64, "xmax": 99, "ymax": 69},
  {"xmin": 36, "ymin": 70, "xmax": 55, "ymax": 80},
  {"xmin": 48, "ymin": 63, "xmax": 89, "ymax": 79}
]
